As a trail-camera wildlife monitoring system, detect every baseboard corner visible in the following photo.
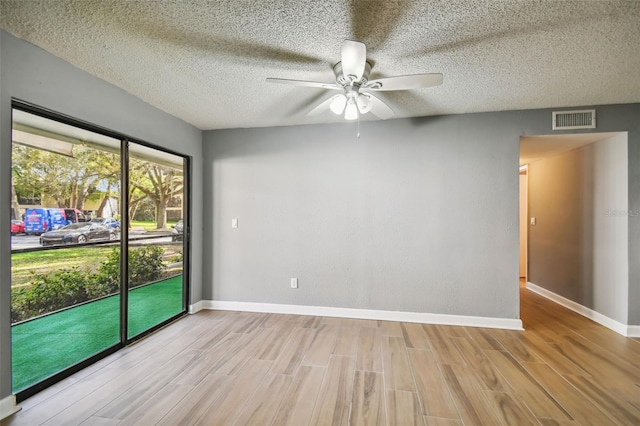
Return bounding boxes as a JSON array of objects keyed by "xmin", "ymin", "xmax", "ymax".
[
  {"xmin": 627, "ymin": 325, "xmax": 640, "ymax": 338},
  {"xmin": 0, "ymin": 394, "xmax": 21, "ymax": 421},
  {"xmin": 188, "ymin": 300, "xmax": 203, "ymax": 314}
]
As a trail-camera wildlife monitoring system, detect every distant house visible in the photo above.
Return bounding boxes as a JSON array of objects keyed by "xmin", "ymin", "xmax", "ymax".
[{"xmin": 83, "ymin": 195, "xmax": 119, "ymax": 219}]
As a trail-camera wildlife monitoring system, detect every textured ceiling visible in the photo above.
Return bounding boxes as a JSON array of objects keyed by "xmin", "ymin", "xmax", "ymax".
[{"xmin": 1, "ymin": 0, "xmax": 639, "ymax": 130}]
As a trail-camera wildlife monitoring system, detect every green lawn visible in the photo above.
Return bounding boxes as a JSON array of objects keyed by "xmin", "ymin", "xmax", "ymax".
[
  {"xmin": 12, "ymin": 275, "xmax": 184, "ymax": 392},
  {"xmin": 11, "ymin": 247, "xmax": 112, "ymax": 288},
  {"xmin": 11, "ymin": 245, "xmax": 182, "ymax": 288},
  {"xmin": 130, "ymin": 220, "xmax": 178, "ymax": 230}
]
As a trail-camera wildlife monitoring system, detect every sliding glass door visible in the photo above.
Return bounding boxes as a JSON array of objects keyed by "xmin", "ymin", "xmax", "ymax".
[{"xmin": 10, "ymin": 103, "xmax": 189, "ymax": 399}]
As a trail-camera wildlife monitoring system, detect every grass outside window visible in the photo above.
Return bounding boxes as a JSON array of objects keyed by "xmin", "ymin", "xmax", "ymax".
[
  {"xmin": 12, "ymin": 275, "xmax": 183, "ymax": 392},
  {"xmin": 11, "ymin": 245, "xmax": 182, "ymax": 289}
]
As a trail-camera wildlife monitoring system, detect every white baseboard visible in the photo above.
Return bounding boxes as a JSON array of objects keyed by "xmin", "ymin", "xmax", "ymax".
[
  {"xmin": 0, "ymin": 394, "xmax": 20, "ymax": 421},
  {"xmin": 198, "ymin": 300, "xmax": 523, "ymax": 330},
  {"xmin": 526, "ymin": 281, "xmax": 637, "ymax": 337},
  {"xmin": 627, "ymin": 325, "xmax": 640, "ymax": 338},
  {"xmin": 188, "ymin": 300, "xmax": 203, "ymax": 314}
]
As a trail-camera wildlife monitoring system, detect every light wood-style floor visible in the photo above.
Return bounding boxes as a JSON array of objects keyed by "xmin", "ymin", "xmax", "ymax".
[{"xmin": 4, "ymin": 286, "xmax": 640, "ymax": 426}]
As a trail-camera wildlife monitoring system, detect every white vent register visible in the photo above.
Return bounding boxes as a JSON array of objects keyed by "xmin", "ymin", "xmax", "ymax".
[{"xmin": 552, "ymin": 109, "xmax": 596, "ymax": 130}]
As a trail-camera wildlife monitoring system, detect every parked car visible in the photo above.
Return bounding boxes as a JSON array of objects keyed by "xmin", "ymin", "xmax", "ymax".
[
  {"xmin": 40, "ymin": 222, "xmax": 118, "ymax": 246},
  {"xmin": 11, "ymin": 220, "xmax": 25, "ymax": 235},
  {"xmin": 171, "ymin": 219, "xmax": 184, "ymax": 242},
  {"xmin": 90, "ymin": 217, "xmax": 120, "ymax": 230}
]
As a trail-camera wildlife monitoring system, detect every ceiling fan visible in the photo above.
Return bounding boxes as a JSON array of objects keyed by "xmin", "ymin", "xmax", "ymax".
[{"xmin": 266, "ymin": 40, "xmax": 443, "ymax": 121}]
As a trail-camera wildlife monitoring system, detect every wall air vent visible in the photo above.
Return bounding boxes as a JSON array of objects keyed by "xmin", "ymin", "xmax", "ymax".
[{"xmin": 552, "ymin": 109, "xmax": 596, "ymax": 130}]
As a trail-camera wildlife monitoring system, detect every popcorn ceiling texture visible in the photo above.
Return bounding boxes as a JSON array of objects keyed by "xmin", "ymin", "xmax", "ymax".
[{"xmin": 0, "ymin": 0, "xmax": 639, "ymax": 130}]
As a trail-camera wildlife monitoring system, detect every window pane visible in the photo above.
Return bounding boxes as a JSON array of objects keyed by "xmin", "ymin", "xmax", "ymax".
[{"xmin": 127, "ymin": 142, "xmax": 185, "ymax": 338}]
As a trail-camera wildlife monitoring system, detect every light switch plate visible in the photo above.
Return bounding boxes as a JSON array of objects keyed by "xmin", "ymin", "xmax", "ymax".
[
  {"xmin": 232, "ymin": 218, "xmax": 238, "ymax": 228},
  {"xmin": 530, "ymin": 217, "xmax": 536, "ymax": 226}
]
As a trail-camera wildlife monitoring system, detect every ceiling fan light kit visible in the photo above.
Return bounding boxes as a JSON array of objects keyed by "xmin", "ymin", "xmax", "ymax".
[
  {"xmin": 356, "ymin": 94, "xmax": 373, "ymax": 114},
  {"xmin": 267, "ymin": 40, "xmax": 443, "ymax": 121},
  {"xmin": 329, "ymin": 95, "xmax": 347, "ymax": 114},
  {"xmin": 344, "ymin": 98, "xmax": 359, "ymax": 120}
]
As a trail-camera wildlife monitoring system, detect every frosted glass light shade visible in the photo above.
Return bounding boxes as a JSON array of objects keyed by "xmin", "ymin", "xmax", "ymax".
[
  {"xmin": 329, "ymin": 95, "xmax": 347, "ymax": 115},
  {"xmin": 344, "ymin": 100, "xmax": 358, "ymax": 120},
  {"xmin": 356, "ymin": 94, "xmax": 372, "ymax": 113}
]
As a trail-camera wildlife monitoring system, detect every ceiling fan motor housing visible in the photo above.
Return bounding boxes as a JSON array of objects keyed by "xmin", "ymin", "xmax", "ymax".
[{"xmin": 333, "ymin": 61, "xmax": 372, "ymax": 87}]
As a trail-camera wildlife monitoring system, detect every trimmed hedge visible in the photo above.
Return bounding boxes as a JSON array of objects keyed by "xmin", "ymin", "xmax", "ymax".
[{"xmin": 11, "ymin": 246, "xmax": 165, "ymax": 323}]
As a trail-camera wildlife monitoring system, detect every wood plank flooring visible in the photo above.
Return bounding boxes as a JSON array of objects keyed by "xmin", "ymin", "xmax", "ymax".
[{"xmin": 3, "ymin": 286, "xmax": 640, "ymax": 425}]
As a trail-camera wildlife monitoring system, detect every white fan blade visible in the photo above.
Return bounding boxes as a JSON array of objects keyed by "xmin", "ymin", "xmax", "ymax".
[
  {"xmin": 341, "ymin": 40, "xmax": 367, "ymax": 80},
  {"xmin": 364, "ymin": 73, "xmax": 443, "ymax": 91},
  {"xmin": 266, "ymin": 78, "xmax": 341, "ymax": 90},
  {"xmin": 306, "ymin": 95, "xmax": 344, "ymax": 117},
  {"xmin": 367, "ymin": 94, "xmax": 394, "ymax": 119}
]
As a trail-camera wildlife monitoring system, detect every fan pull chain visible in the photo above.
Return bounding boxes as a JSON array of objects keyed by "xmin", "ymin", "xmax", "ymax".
[{"xmin": 357, "ymin": 115, "xmax": 360, "ymax": 139}]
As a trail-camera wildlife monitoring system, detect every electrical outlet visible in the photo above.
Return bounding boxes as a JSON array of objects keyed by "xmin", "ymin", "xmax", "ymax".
[{"xmin": 291, "ymin": 278, "xmax": 298, "ymax": 289}]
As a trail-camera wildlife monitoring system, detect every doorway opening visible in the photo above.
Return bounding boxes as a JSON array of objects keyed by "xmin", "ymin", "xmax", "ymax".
[{"xmin": 518, "ymin": 131, "xmax": 628, "ymax": 326}]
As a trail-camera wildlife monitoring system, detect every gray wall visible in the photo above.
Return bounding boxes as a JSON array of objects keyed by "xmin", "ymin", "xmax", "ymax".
[
  {"xmin": 204, "ymin": 114, "xmax": 522, "ymax": 317},
  {"xmin": 203, "ymin": 104, "xmax": 640, "ymax": 329},
  {"xmin": 528, "ymin": 134, "xmax": 629, "ymax": 323},
  {"xmin": 0, "ymin": 31, "xmax": 203, "ymax": 400}
]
